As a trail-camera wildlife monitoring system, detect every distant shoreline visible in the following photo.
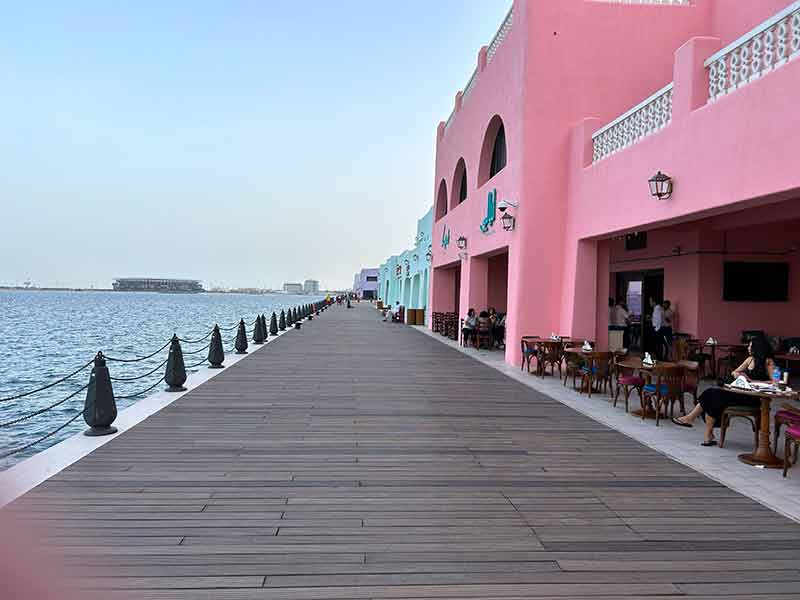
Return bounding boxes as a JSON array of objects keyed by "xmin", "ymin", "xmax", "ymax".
[{"xmin": 0, "ymin": 287, "xmax": 330, "ymax": 296}]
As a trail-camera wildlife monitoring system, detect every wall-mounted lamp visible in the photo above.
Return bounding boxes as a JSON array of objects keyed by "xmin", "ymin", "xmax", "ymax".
[
  {"xmin": 456, "ymin": 236, "xmax": 467, "ymax": 250},
  {"xmin": 413, "ymin": 254, "xmax": 419, "ymax": 262},
  {"xmin": 649, "ymin": 171, "xmax": 673, "ymax": 200},
  {"xmin": 501, "ymin": 212, "xmax": 516, "ymax": 232},
  {"xmin": 426, "ymin": 244, "xmax": 433, "ymax": 262}
]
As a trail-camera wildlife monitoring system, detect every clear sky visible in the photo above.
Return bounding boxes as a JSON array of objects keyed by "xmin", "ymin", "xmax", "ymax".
[{"xmin": 1, "ymin": 1, "xmax": 510, "ymax": 290}]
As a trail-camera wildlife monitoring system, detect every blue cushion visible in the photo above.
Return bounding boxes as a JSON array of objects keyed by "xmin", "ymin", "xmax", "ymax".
[{"xmin": 643, "ymin": 383, "xmax": 670, "ymax": 395}]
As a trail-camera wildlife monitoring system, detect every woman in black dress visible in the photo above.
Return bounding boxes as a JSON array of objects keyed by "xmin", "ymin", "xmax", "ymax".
[{"xmin": 672, "ymin": 337, "xmax": 776, "ymax": 446}]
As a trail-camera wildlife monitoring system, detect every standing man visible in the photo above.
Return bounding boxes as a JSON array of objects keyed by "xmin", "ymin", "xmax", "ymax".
[{"xmin": 649, "ymin": 297, "xmax": 664, "ymax": 360}]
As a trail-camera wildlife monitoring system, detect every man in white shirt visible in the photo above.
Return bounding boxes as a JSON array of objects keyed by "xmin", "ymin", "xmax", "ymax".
[
  {"xmin": 611, "ymin": 300, "xmax": 629, "ymax": 327},
  {"xmin": 649, "ymin": 298, "xmax": 664, "ymax": 359}
]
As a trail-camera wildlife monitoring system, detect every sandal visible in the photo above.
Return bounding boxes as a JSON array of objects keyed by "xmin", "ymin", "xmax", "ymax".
[
  {"xmin": 701, "ymin": 439, "xmax": 717, "ymax": 447},
  {"xmin": 671, "ymin": 417, "xmax": 692, "ymax": 428}
]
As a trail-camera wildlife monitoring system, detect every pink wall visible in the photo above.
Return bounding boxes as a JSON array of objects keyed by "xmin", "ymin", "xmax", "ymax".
[
  {"xmin": 431, "ymin": 0, "xmax": 800, "ymax": 365},
  {"xmin": 487, "ymin": 253, "xmax": 509, "ymax": 313}
]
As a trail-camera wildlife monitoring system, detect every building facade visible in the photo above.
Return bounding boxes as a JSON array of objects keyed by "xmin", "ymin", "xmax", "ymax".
[
  {"xmin": 353, "ymin": 269, "xmax": 379, "ymax": 299},
  {"xmin": 303, "ymin": 279, "xmax": 320, "ymax": 294},
  {"xmin": 283, "ymin": 282, "xmax": 303, "ymax": 294},
  {"xmin": 378, "ymin": 208, "xmax": 433, "ymax": 318},
  {"xmin": 431, "ymin": 0, "xmax": 800, "ymax": 365}
]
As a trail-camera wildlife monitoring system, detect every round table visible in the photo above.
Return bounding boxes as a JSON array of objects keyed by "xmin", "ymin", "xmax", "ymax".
[{"xmin": 723, "ymin": 384, "xmax": 798, "ymax": 468}]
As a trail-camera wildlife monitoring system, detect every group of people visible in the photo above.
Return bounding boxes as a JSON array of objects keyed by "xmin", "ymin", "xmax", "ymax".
[
  {"xmin": 461, "ymin": 307, "xmax": 506, "ymax": 349},
  {"xmin": 609, "ymin": 297, "xmax": 675, "ymax": 360}
]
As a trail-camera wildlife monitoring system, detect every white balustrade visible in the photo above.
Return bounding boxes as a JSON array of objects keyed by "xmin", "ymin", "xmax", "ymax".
[
  {"xmin": 487, "ymin": 6, "xmax": 514, "ymax": 64},
  {"xmin": 705, "ymin": 0, "xmax": 800, "ymax": 102},
  {"xmin": 591, "ymin": 83, "xmax": 673, "ymax": 163},
  {"xmin": 443, "ymin": 4, "xmax": 513, "ymax": 136}
]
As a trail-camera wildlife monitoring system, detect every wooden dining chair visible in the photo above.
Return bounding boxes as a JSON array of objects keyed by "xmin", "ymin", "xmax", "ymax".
[
  {"xmin": 783, "ymin": 425, "xmax": 800, "ymax": 478},
  {"xmin": 539, "ymin": 341, "xmax": 563, "ymax": 378},
  {"xmin": 476, "ymin": 323, "xmax": 493, "ymax": 349},
  {"xmin": 520, "ymin": 338, "xmax": 539, "ymax": 373},
  {"xmin": 677, "ymin": 360, "xmax": 700, "ymax": 407},
  {"xmin": 719, "ymin": 404, "xmax": 760, "ymax": 449},
  {"xmin": 717, "ymin": 346, "xmax": 747, "ymax": 380},
  {"xmin": 563, "ymin": 349, "xmax": 584, "ymax": 389},
  {"xmin": 641, "ymin": 364, "xmax": 684, "ymax": 426},
  {"xmin": 774, "ymin": 402, "xmax": 800, "ymax": 456},
  {"xmin": 579, "ymin": 351, "xmax": 613, "ymax": 398},
  {"xmin": 687, "ymin": 339, "xmax": 711, "ymax": 378},
  {"xmin": 614, "ymin": 354, "xmax": 643, "ymax": 413}
]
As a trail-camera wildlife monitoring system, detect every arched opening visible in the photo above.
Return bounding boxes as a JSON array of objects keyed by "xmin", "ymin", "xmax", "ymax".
[
  {"xmin": 435, "ymin": 179, "xmax": 448, "ymax": 220},
  {"xmin": 451, "ymin": 158, "xmax": 468, "ymax": 209},
  {"xmin": 478, "ymin": 115, "xmax": 507, "ymax": 186}
]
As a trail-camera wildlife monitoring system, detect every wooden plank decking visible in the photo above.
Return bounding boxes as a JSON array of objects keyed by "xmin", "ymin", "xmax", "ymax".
[{"xmin": 7, "ymin": 303, "xmax": 800, "ymax": 598}]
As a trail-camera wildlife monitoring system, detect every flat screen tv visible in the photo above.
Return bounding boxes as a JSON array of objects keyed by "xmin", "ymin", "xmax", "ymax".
[{"xmin": 723, "ymin": 261, "xmax": 789, "ymax": 302}]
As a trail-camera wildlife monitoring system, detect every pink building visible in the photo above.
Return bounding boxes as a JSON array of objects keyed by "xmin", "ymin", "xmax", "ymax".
[{"xmin": 430, "ymin": 0, "xmax": 800, "ymax": 366}]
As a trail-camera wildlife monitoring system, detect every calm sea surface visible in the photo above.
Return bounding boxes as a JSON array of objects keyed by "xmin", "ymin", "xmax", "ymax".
[{"xmin": 0, "ymin": 290, "xmax": 322, "ymax": 469}]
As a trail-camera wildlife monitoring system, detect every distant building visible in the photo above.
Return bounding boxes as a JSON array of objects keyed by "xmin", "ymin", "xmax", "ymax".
[
  {"xmin": 283, "ymin": 282, "xmax": 303, "ymax": 294},
  {"xmin": 353, "ymin": 269, "xmax": 379, "ymax": 299},
  {"xmin": 303, "ymin": 279, "xmax": 320, "ymax": 294},
  {"xmin": 113, "ymin": 278, "xmax": 203, "ymax": 293}
]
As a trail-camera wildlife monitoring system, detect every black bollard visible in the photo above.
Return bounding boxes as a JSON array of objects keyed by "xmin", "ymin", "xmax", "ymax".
[
  {"xmin": 292, "ymin": 307, "xmax": 299, "ymax": 323},
  {"xmin": 253, "ymin": 314, "xmax": 265, "ymax": 344},
  {"xmin": 83, "ymin": 352, "xmax": 118, "ymax": 436},
  {"xmin": 294, "ymin": 321, "xmax": 302, "ymax": 329},
  {"xmin": 270, "ymin": 312, "xmax": 279, "ymax": 336},
  {"xmin": 287, "ymin": 309, "xmax": 294, "ymax": 327},
  {"xmin": 235, "ymin": 319, "xmax": 248, "ymax": 354},
  {"xmin": 279, "ymin": 310, "xmax": 286, "ymax": 331},
  {"xmin": 260, "ymin": 314, "xmax": 268, "ymax": 338},
  {"xmin": 208, "ymin": 325, "xmax": 225, "ymax": 368},
  {"xmin": 165, "ymin": 334, "xmax": 188, "ymax": 392}
]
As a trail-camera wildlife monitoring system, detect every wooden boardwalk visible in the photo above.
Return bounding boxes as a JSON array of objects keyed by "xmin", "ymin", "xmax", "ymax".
[{"xmin": 8, "ymin": 303, "xmax": 800, "ymax": 598}]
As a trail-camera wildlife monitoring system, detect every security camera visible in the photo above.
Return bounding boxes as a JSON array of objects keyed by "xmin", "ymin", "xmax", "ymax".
[{"xmin": 497, "ymin": 199, "xmax": 518, "ymax": 213}]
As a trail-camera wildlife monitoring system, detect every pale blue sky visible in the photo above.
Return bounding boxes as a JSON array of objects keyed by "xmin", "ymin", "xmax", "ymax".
[{"xmin": 0, "ymin": 1, "xmax": 509, "ymax": 290}]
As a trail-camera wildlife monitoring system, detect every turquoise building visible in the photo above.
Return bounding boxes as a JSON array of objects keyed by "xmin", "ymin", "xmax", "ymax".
[{"xmin": 378, "ymin": 208, "xmax": 433, "ymax": 321}]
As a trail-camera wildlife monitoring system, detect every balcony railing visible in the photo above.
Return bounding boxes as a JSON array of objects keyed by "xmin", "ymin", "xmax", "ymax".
[
  {"xmin": 487, "ymin": 6, "xmax": 514, "ymax": 64},
  {"xmin": 705, "ymin": 0, "xmax": 800, "ymax": 102},
  {"xmin": 591, "ymin": 83, "xmax": 673, "ymax": 163},
  {"xmin": 443, "ymin": 5, "xmax": 513, "ymax": 136}
]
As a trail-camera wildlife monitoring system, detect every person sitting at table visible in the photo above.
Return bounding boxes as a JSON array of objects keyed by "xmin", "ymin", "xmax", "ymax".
[
  {"xmin": 672, "ymin": 337, "xmax": 776, "ymax": 446},
  {"xmin": 494, "ymin": 313, "xmax": 506, "ymax": 349},
  {"xmin": 462, "ymin": 308, "xmax": 478, "ymax": 345}
]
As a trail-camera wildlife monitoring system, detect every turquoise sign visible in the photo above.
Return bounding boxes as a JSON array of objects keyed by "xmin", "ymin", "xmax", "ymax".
[
  {"xmin": 480, "ymin": 189, "xmax": 496, "ymax": 233},
  {"xmin": 441, "ymin": 224, "xmax": 450, "ymax": 249}
]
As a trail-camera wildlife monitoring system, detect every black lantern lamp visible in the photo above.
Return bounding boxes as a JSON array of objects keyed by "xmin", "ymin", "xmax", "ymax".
[
  {"xmin": 501, "ymin": 212, "xmax": 515, "ymax": 231},
  {"xmin": 426, "ymin": 245, "xmax": 433, "ymax": 262},
  {"xmin": 649, "ymin": 171, "xmax": 673, "ymax": 200},
  {"xmin": 456, "ymin": 236, "xmax": 467, "ymax": 250}
]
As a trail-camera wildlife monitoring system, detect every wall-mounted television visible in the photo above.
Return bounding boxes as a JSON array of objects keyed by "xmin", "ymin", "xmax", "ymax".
[{"xmin": 723, "ymin": 261, "xmax": 789, "ymax": 302}]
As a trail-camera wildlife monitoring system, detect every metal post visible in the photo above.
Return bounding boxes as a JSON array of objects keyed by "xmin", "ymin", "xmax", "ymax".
[
  {"xmin": 165, "ymin": 335, "xmax": 188, "ymax": 392},
  {"xmin": 83, "ymin": 352, "xmax": 118, "ymax": 436}
]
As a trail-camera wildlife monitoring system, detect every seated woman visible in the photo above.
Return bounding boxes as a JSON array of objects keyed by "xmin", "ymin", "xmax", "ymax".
[
  {"xmin": 672, "ymin": 337, "xmax": 776, "ymax": 446},
  {"xmin": 462, "ymin": 308, "xmax": 478, "ymax": 345}
]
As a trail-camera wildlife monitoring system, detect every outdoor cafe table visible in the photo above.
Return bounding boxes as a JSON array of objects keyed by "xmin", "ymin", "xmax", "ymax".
[
  {"xmin": 722, "ymin": 384, "xmax": 799, "ymax": 469},
  {"xmin": 616, "ymin": 357, "xmax": 679, "ymax": 419}
]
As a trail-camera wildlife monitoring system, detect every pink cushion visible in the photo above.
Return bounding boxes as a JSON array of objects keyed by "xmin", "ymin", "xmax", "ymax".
[
  {"xmin": 618, "ymin": 376, "xmax": 644, "ymax": 386},
  {"xmin": 683, "ymin": 383, "xmax": 697, "ymax": 392},
  {"xmin": 777, "ymin": 410, "xmax": 800, "ymax": 423},
  {"xmin": 786, "ymin": 425, "xmax": 800, "ymax": 439}
]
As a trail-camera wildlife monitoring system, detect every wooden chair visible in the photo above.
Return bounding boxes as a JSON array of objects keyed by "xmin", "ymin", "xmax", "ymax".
[
  {"xmin": 476, "ymin": 322, "xmax": 493, "ymax": 349},
  {"xmin": 520, "ymin": 338, "xmax": 539, "ymax": 373},
  {"xmin": 783, "ymin": 425, "xmax": 800, "ymax": 478},
  {"xmin": 579, "ymin": 351, "xmax": 613, "ymax": 398},
  {"xmin": 717, "ymin": 346, "xmax": 747, "ymax": 380},
  {"xmin": 392, "ymin": 306, "xmax": 405, "ymax": 323},
  {"xmin": 641, "ymin": 364, "xmax": 684, "ymax": 426},
  {"xmin": 678, "ymin": 360, "xmax": 700, "ymax": 406},
  {"xmin": 774, "ymin": 402, "xmax": 800, "ymax": 456},
  {"xmin": 720, "ymin": 404, "xmax": 760, "ymax": 449},
  {"xmin": 563, "ymin": 350, "xmax": 584, "ymax": 389},
  {"xmin": 614, "ymin": 354, "xmax": 644, "ymax": 413},
  {"xmin": 537, "ymin": 340, "xmax": 563, "ymax": 378},
  {"xmin": 687, "ymin": 339, "xmax": 711, "ymax": 378}
]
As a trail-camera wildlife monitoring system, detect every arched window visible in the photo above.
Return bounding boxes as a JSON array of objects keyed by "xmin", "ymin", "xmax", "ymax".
[
  {"xmin": 478, "ymin": 115, "xmax": 507, "ymax": 186},
  {"xmin": 435, "ymin": 179, "xmax": 448, "ymax": 220},
  {"xmin": 451, "ymin": 158, "xmax": 468, "ymax": 209},
  {"xmin": 490, "ymin": 124, "xmax": 506, "ymax": 178}
]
